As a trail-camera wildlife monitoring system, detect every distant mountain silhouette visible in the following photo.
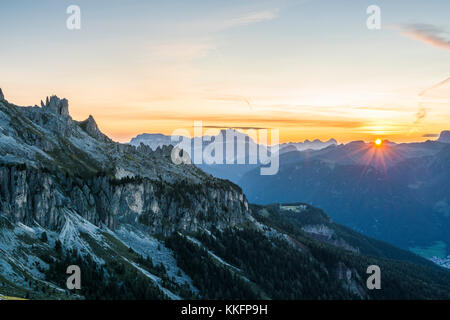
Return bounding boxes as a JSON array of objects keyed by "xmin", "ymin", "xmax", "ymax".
[
  {"xmin": 238, "ymin": 133, "xmax": 450, "ymax": 252},
  {"xmin": 438, "ymin": 130, "xmax": 450, "ymax": 143}
]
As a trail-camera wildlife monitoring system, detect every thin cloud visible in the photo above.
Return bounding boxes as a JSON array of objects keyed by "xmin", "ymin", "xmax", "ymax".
[
  {"xmin": 224, "ymin": 9, "xmax": 279, "ymax": 28},
  {"xmin": 100, "ymin": 112, "xmax": 366, "ymax": 129},
  {"xmin": 203, "ymin": 125, "xmax": 269, "ymax": 130},
  {"xmin": 422, "ymin": 133, "xmax": 439, "ymax": 138},
  {"xmin": 183, "ymin": 8, "xmax": 279, "ymax": 34},
  {"xmin": 414, "ymin": 106, "xmax": 427, "ymax": 124},
  {"xmin": 204, "ymin": 94, "xmax": 252, "ymax": 110},
  {"xmin": 148, "ymin": 8, "xmax": 279, "ymax": 62},
  {"xmin": 151, "ymin": 40, "xmax": 215, "ymax": 61},
  {"xmin": 400, "ymin": 24, "xmax": 450, "ymax": 50}
]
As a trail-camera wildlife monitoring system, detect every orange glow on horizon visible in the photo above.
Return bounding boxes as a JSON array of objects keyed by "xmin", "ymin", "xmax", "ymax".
[{"xmin": 4, "ymin": 89, "xmax": 448, "ymax": 145}]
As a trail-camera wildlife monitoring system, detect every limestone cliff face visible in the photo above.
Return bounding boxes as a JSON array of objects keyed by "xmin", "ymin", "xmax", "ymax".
[
  {"xmin": 0, "ymin": 91, "xmax": 250, "ymax": 234},
  {"xmin": 0, "ymin": 164, "xmax": 249, "ymax": 234}
]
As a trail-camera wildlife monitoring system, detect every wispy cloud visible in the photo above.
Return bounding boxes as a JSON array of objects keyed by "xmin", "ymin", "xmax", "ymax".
[
  {"xmin": 151, "ymin": 40, "xmax": 215, "ymax": 61},
  {"xmin": 184, "ymin": 8, "xmax": 279, "ymax": 34},
  {"xmin": 422, "ymin": 133, "xmax": 439, "ymax": 138},
  {"xmin": 204, "ymin": 94, "xmax": 252, "ymax": 109},
  {"xmin": 414, "ymin": 106, "xmax": 427, "ymax": 124},
  {"xmin": 99, "ymin": 111, "xmax": 366, "ymax": 129},
  {"xmin": 203, "ymin": 125, "xmax": 269, "ymax": 130},
  {"xmin": 399, "ymin": 24, "xmax": 450, "ymax": 50},
  {"xmin": 223, "ymin": 9, "xmax": 279, "ymax": 29},
  {"xmin": 148, "ymin": 8, "xmax": 279, "ymax": 62}
]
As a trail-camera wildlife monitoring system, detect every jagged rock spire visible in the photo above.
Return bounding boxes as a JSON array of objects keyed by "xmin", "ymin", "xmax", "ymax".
[
  {"xmin": 0, "ymin": 88, "xmax": 4, "ymax": 100},
  {"xmin": 84, "ymin": 115, "xmax": 100, "ymax": 133},
  {"xmin": 79, "ymin": 115, "xmax": 111, "ymax": 142},
  {"xmin": 42, "ymin": 95, "xmax": 70, "ymax": 117}
]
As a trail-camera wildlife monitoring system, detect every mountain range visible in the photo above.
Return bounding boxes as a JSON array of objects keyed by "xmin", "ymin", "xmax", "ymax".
[
  {"xmin": 130, "ymin": 131, "xmax": 337, "ymax": 154},
  {"xmin": 128, "ymin": 122, "xmax": 450, "ymax": 267},
  {"xmin": 1, "ymin": 89, "xmax": 450, "ymax": 299},
  {"xmin": 129, "ymin": 131, "xmax": 337, "ymax": 181},
  {"xmin": 238, "ymin": 135, "xmax": 450, "ymax": 256}
]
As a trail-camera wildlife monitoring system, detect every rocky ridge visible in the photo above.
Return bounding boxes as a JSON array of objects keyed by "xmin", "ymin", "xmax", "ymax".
[{"xmin": 0, "ymin": 89, "xmax": 250, "ymax": 233}]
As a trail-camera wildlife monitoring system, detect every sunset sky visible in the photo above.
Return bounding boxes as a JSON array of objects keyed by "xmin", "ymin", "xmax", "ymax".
[{"xmin": 1, "ymin": 0, "xmax": 450, "ymax": 143}]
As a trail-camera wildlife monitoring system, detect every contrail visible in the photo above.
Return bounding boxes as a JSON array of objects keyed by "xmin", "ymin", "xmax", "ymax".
[
  {"xmin": 414, "ymin": 77, "xmax": 450, "ymax": 126},
  {"xmin": 419, "ymin": 77, "xmax": 450, "ymax": 96}
]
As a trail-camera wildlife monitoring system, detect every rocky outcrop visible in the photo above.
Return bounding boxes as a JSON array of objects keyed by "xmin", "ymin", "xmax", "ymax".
[
  {"xmin": 0, "ymin": 88, "xmax": 4, "ymax": 100},
  {"xmin": 78, "ymin": 115, "xmax": 111, "ymax": 143},
  {"xmin": 41, "ymin": 95, "xmax": 70, "ymax": 118}
]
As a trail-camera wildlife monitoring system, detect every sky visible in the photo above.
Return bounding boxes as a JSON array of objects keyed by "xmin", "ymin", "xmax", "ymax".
[{"xmin": 1, "ymin": 0, "xmax": 450, "ymax": 143}]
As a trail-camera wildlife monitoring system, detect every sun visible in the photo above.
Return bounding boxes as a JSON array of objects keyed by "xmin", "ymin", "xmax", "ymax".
[{"xmin": 375, "ymin": 138, "xmax": 382, "ymax": 146}]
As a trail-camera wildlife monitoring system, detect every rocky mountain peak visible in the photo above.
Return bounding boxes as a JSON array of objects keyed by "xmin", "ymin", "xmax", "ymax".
[
  {"xmin": 41, "ymin": 95, "xmax": 70, "ymax": 118},
  {"xmin": 79, "ymin": 114, "xmax": 111, "ymax": 143},
  {"xmin": 0, "ymin": 88, "xmax": 4, "ymax": 100},
  {"xmin": 87, "ymin": 114, "xmax": 96, "ymax": 124}
]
